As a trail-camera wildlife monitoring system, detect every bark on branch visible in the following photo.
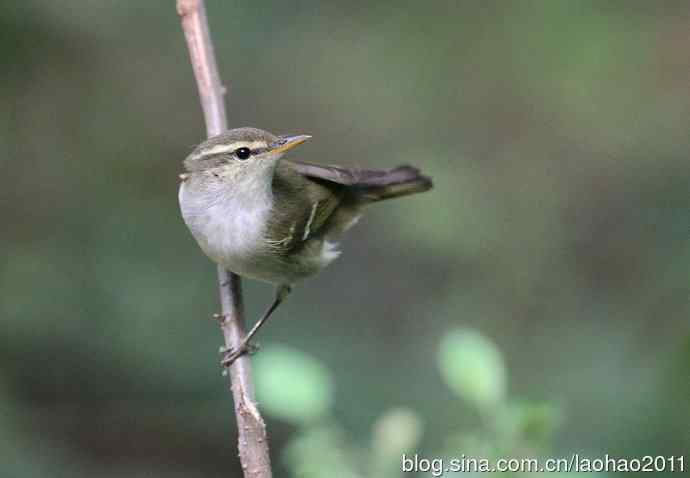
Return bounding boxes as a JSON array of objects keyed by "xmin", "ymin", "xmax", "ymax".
[{"xmin": 176, "ymin": 1, "xmax": 273, "ymax": 477}]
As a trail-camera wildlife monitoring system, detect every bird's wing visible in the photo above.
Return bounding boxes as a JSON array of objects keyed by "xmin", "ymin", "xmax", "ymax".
[
  {"xmin": 264, "ymin": 161, "xmax": 345, "ymax": 254},
  {"xmin": 266, "ymin": 160, "xmax": 430, "ymax": 254},
  {"xmin": 286, "ymin": 159, "xmax": 392, "ymax": 186},
  {"xmin": 286, "ymin": 159, "xmax": 432, "ymax": 202}
]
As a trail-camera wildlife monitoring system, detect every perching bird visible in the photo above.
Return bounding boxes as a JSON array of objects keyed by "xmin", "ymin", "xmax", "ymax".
[{"xmin": 179, "ymin": 127, "xmax": 432, "ymax": 364}]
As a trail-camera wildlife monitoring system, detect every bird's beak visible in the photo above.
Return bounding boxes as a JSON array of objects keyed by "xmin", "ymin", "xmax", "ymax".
[{"xmin": 270, "ymin": 135, "xmax": 311, "ymax": 154}]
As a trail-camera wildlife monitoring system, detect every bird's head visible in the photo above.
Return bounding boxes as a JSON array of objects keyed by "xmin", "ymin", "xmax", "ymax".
[{"xmin": 183, "ymin": 127, "xmax": 311, "ymax": 178}]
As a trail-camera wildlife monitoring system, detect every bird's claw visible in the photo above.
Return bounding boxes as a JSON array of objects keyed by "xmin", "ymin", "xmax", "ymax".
[
  {"xmin": 220, "ymin": 342, "xmax": 260, "ymax": 367},
  {"xmin": 212, "ymin": 312, "xmax": 227, "ymax": 323}
]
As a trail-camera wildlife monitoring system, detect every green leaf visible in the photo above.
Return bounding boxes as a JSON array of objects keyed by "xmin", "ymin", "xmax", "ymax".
[
  {"xmin": 283, "ymin": 424, "xmax": 361, "ymax": 478},
  {"xmin": 372, "ymin": 407, "xmax": 423, "ymax": 458},
  {"xmin": 509, "ymin": 401, "xmax": 562, "ymax": 450},
  {"xmin": 253, "ymin": 343, "xmax": 334, "ymax": 425},
  {"xmin": 438, "ymin": 328, "xmax": 507, "ymax": 409}
]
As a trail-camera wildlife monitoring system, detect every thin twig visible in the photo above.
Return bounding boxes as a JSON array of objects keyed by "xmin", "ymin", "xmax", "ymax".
[{"xmin": 176, "ymin": 1, "xmax": 272, "ymax": 477}]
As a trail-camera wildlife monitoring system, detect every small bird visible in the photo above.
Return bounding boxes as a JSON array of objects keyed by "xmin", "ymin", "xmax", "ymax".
[{"xmin": 179, "ymin": 127, "xmax": 432, "ymax": 365}]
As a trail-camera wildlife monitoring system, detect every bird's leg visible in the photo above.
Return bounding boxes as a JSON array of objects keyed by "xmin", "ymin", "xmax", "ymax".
[{"xmin": 221, "ymin": 284, "xmax": 292, "ymax": 367}]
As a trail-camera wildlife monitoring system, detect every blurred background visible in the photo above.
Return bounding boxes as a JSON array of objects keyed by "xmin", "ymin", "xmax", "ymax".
[{"xmin": 1, "ymin": 1, "xmax": 689, "ymax": 477}]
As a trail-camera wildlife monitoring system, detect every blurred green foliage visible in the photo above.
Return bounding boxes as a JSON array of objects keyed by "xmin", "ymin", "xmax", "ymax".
[
  {"xmin": 438, "ymin": 328, "xmax": 507, "ymax": 410},
  {"xmin": 254, "ymin": 344, "xmax": 334, "ymax": 424},
  {"xmin": 1, "ymin": 1, "xmax": 689, "ymax": 477},
  {"xmin": 256, "ymin": 329, "xmax": 583, "ymax": 477}
]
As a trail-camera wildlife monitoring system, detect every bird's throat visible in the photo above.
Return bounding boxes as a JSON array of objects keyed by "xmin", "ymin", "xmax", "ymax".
[{"xmin": 179, "ymin": 165, "xmax": 276, "ymax": 272}]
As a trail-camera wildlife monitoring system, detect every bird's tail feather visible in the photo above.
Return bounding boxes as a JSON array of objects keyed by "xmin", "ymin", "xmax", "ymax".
[{"xmin": 353, "ymin": 165, "xmax": 433, "ymax": 203}]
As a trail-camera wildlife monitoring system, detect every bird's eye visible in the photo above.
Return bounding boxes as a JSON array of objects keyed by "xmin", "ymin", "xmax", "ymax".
[{"xmin": 234, "ymin": 147, "xmax": 251, "ymax": 160}]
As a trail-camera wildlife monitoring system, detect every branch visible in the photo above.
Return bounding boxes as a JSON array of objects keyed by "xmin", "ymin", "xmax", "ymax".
[{"xmin": 176, "ymin": 1, "xmax": 273, "ymax": 477}]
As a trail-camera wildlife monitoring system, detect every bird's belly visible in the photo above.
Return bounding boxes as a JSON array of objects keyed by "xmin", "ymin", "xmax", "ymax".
[
  {"xmin": 185, "ymin": 214, "xmax": 332, "ymax": 285},
  {"xmin": 188, "ymin": 215, "xmax": 266, "ymax": 274},
  {"xmin": 180, "ymin": 181, "xmax": 326, "ymax": 284}
]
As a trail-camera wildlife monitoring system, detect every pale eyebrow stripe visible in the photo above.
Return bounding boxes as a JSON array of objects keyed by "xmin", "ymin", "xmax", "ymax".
[{"xmin": 190, "ymin": 141, "xmax": 267, "ymax": 161}]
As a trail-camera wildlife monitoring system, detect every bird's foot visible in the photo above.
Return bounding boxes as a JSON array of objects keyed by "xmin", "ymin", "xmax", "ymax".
[
  {"xmin": 212, "ymin": 312, "xmax": 228, "ymax": 323},
  {"xmin": 219, "ymin": 341, "xmax": 260, "ymax": 367}
]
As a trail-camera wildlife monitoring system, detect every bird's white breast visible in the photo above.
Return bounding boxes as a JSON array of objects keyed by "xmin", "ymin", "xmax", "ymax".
[
  {"xmin": 178, "ymin": 165, "xmax": 351, "ymax": 285},
  {"xmin": 178, "ymin": 172, "xmax": 272, "ymax": 275}
]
